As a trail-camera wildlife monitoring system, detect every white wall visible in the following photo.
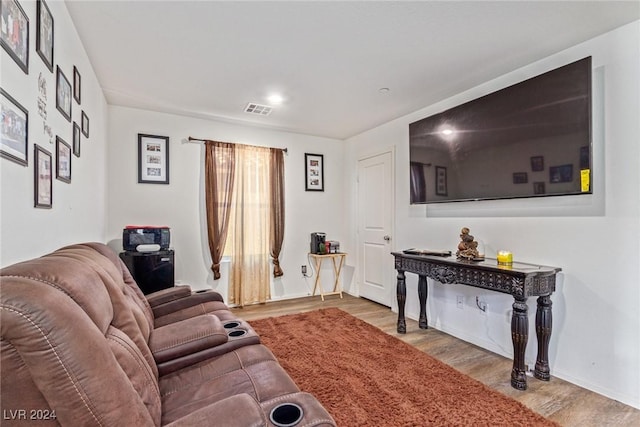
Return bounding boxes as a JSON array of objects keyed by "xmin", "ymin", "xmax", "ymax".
[
  {"xmin": 107, "ymin": 106, "xmax": 347, "ymax": 302},
  {"xmin": 345, "ymin": 21, "xmax": 640, "ymax": 409},
  {"xmin": 0, "ymin": 1, "xmax": 108, "ymax": 267}
]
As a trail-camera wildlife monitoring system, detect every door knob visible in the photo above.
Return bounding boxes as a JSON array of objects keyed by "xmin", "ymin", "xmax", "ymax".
[{"xmin": 383, "ymin": 235, "xmax": 391, "ymax": 241}]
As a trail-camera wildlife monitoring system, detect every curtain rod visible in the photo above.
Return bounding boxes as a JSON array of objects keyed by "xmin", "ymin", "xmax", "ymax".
[{"xmin": 187, "ymin": 136, "xmax": 287, "ymax": 153}]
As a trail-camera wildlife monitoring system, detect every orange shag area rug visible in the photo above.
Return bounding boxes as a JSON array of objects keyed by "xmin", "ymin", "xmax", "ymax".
[{"xmin": 250, "ymin": 307, "xmax": 556, "ymax": 426}]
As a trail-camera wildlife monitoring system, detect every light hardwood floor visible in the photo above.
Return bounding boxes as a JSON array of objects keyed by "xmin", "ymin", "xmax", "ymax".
[{"xmin": 232, "ymin": 294, "xmax": 640, "ymax": 427}]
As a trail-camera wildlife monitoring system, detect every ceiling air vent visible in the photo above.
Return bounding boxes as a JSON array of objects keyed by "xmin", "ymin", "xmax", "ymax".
[{"xmin": 244, "ymin": 103, "xmax": 273, "ymax": 116}]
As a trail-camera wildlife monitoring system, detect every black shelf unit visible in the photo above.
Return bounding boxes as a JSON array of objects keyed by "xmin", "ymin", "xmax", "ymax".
[{"xmin": 119, "ymin": 250, "xmax": 175, "ymax": 295}]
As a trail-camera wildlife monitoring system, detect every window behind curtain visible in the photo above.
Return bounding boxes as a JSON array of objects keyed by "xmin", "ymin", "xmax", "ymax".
[
  {"xmin": 226, "ymin": 145, "xmax": 272, "ymax": 306},
  {"xmin": 204, "ymin": 141, "xmax": 284, "ymax": 307}
]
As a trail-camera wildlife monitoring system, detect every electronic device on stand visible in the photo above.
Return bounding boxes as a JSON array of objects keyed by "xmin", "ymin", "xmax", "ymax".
[
  {"xmin": 310, "ymin": 232, "xmax": 326, "ymax": 254},
  {"xmin": 120, "ymin": 226, "xmax": 174, "ymax": 294}
]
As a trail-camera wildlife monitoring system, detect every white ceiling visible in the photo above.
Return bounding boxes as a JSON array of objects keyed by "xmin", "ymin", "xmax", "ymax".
[{"xmin": 66, "ymin": 1, "xmax": 640, "ymax": 140}]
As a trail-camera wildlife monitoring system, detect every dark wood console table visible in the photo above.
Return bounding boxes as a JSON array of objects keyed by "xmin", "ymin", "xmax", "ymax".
[{"xmin": 392, "ymin": 251, "xmax": 561, "ymax": 390}]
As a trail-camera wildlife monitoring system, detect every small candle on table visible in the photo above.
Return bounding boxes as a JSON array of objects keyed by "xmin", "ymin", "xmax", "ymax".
[{"xmin": 497, "ymin": 250, "xmax": 513, "ymax": 265}]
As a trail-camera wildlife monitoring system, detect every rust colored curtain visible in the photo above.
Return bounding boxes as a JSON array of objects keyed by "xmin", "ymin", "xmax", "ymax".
[
  {"xmin": 204, "ymin": 141, "xmax": 235, "ymax": 279},
  {"xmin": 270, "ymin": 148, "xmax": 285, "ymax": 277}
]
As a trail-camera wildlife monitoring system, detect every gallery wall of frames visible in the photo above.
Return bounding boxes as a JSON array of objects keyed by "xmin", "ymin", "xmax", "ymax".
[
  {"xmin": 0, "ymin": 0, "xmax": 91, "ymax": 209},
  {"xmin": 1, "ymin": 0, "xmax": 108, "ymax": 267}
]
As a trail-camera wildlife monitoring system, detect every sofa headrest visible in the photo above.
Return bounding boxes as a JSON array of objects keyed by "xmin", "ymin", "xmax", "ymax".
[
  {"xmin": 73, "ymin": 242, "xmax": 155, "ymax": 328},
  {"xmin": 1, "ymin": 255, "xmax": 114, "ymax": 333},
  {"xmin": 1, "ymin": 243, "xmax": 163, "ymax": 425},
  {"xmin": 1, "ymin": 277, "xmax": 159, "ymax": 426}
]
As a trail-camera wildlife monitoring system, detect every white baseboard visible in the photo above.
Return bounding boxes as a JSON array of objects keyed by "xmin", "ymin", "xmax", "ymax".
[{"xmin": 403, "ymin": 307, "xmax": 640, "ymax": 410}]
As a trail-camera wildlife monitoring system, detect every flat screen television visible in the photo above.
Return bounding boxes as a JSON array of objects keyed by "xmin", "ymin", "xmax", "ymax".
[{"xmin": 409, "ymin": 56, "xmax": 592, "ymax": 204}]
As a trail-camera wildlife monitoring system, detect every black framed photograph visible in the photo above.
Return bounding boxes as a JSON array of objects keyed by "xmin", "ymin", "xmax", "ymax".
[
  {"xmin": 34, "ymin": 144, "xmax": 52, "ymax": 208},
  {"xmin": 512, "ymin": 172, "xmax": 528, "ymax": 184},
  {"xmin": 550, "ymin": 164, "xmax": 573, "ymax": 183},
  {"xmin": 580, "ymin": 146, "xmax": 590, "ymax": 169},
  {"xmin": 73, "ymin": 66, "xmax": 81, "ymax": 104},
  {"xmin": 138, "ymin": 134, "xmax": 169, "ymax": 184},
  {"xmin": 435, "ymin": 166, "xmax": 447, "ymax": 196},
  {"xmin": 81, "ymin": 110, "xmax": 89, "ymax": 137},
  {"xmin": 530, "ymin": 156, "xmax": 544, "ymax": 172},
  {"xmin": 304, "ymin": 153, "xmax": 324, "ymax": 191},
  {"xmin": 0, "ymin": 88, "xmax": 28, "ymax": 166},
  {"xmin": 0, "ymin": 0, "xmax": 29, "ymax": 74},
  {"xmin": 56, "ymin": 136, "xmax": 71, "ymax": 183},
  {"xmin": 36, "ymin": 0, "xmax": 53, "ymax": 73},
  {"xmin": 56, "ymin": 66, "xmax": 72, "ymax": 121},
  {"xmin": 73, "ymin": 122, "xmax": 81, "ymax": 157},
  {"xmin": 533, "ymin": 182, "xmax": 546, "ymax": 195}
]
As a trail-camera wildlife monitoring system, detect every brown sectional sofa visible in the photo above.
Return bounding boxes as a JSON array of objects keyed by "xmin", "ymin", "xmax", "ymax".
[{"xmin": 0, "ymin": 243, "xmax": 335, "ymax": 427}]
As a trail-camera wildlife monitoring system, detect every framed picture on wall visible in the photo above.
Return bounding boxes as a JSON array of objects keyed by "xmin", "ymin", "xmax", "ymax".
[
  {"xmin": 73, "ymin": 122, "xmax": 81, "ymax": 157},
  {"xmin": 34, "ymin": 144, "xmax": 52, "ymax": 208},
  {"xmin": 56, "ymin": 66, "xmax": 72, "ymax": 121},
  {"xmin": 305, "ymin": 153, "xmax": 324, "ymax": 191},
  {"xmin": 0, "ymin": 0, "xmax": 29, "ymax": 74},
  {"xmin": 56, "ymin": 136, "xmax": 71, "ymax": 183},
  {"xmin": 81, "ymin": 110, "xmax": 89, "ymax": 137},
  {"xmin": 73, "ymin": 66, "xmax": 81, "ymax": 104},
  {"xmin": 435, "ymin": 166, "xmax": 447, "ymax": 196},
  {"xmin": 0, "ymin": 88, "xmax": 28, "ymax": 166},
  {"xmin": 36, "ymin": 0, "xmax": 54, "ymax": 72},
  {"xmin": 138, "ymin": 133, "xmax": 169, "ymax": 184}
]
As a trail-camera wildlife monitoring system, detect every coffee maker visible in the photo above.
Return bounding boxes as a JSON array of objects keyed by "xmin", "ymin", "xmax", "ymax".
[{"xmin": 310, "ymin": 232, "xmax": 326, "ymax": 254}]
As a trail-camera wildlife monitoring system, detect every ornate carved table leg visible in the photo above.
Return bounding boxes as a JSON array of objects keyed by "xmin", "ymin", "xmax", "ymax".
[
  {"xmin": 418, "ymin": 275, "xmax": 428, "ymax": 329},
  {"xmin": 396, "ymin": 270, "xmax": 406, "ymax": 334},
  {"xmin": 511, "ymin": 297, "xmax": 529, "ymax": 390},
  {"xmin": 535, "ymin": 295, "xmax": 553, "ymax": 381}
]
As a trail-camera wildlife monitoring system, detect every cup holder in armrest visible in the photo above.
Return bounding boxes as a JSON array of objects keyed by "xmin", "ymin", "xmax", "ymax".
[
  {"xmin": 269, "ymin": 403, "xmax": 303, "ymax": 427},
  {"xmin": 228, "ymin": 329, "xmax": 247, "ymax": 337},
  {"xmin": 223, "ymin": 321, "xmax": 240, "ymax": 329}
]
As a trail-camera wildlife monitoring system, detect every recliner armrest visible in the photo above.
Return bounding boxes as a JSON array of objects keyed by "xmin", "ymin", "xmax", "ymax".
[
  {"xmin": 150, "ymin": 315, "xmax": 228, "ymax": 364},
  {"xmin": 146, "ymin": 285, "xmax": 192, "ymax": 307},
  {"xmin": 151, "ymin": 290, "xmax": 225, "ymax": 318},
  {"xmin": 164, "ymin": 392, "xmax": 336, "ymax": 427},
  {"xmin": 156, "ymin": 318, "xmax": 261, "ymax": 375},
  {"xmin": 165, "ymin": 394, "xmax": 266, "ymax": 427}
]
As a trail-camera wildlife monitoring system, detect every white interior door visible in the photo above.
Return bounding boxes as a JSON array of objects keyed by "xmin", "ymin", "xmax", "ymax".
[{"xmin": 357, "ymin": 150, "xmax": 394, "ymax": 306}]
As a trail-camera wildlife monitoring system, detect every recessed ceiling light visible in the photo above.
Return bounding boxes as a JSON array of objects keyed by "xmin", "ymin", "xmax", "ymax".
[
  {"xmin": 378, "ymin": 87, "xmax": 390, "ymax": 94},
  {"xmin": 267, "ymin": 94, "xmax": 284, "ymax": 105}
]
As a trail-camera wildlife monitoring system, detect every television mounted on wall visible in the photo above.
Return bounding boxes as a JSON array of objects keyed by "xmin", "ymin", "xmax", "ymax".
[{"xmin": 409, "ymin": 56, "xmax": 592, "ymax": 204}]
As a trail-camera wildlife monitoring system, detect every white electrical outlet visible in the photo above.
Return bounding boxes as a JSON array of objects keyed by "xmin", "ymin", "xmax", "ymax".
[{"xmin": 456, "ymin": 295, "xmax": 464, "ymax": 309}]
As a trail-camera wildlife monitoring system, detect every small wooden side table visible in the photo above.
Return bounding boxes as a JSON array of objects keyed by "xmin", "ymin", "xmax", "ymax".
[{"xmin": 309, "ymin": 253, "xmax": 347, "ymax": 301}]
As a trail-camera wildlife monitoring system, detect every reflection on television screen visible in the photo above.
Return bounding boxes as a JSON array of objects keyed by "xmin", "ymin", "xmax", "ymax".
[{"xmin": 409, "ymin": 57, "xmax": 592, "ymax": 204}]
